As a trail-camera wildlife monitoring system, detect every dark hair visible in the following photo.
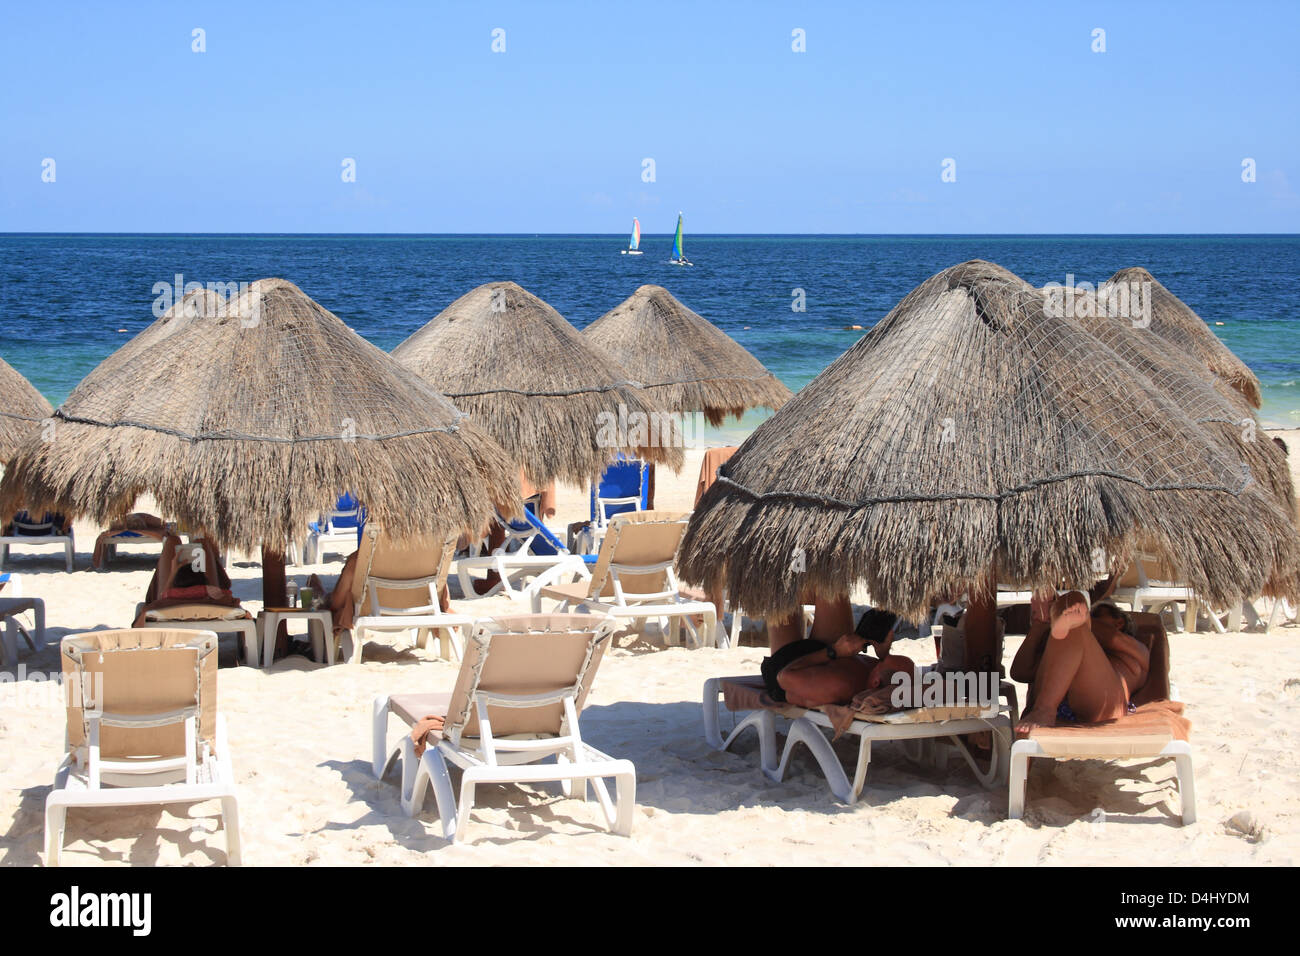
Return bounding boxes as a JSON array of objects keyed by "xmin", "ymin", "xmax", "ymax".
[
  {"xmin": 1091, "ymin": 602, "xmax": 1131, "ymax": 634},
  {"xmin": 856, "ymin": 608, "xmax": 898, "ymax": 645},
  {"xmin": 1273, "ymin": 436, "xmax": 1289, "ymax": 456},
  {"xmin": 171, "ymin": 564, "xmax": 207, "ymax": 589}
]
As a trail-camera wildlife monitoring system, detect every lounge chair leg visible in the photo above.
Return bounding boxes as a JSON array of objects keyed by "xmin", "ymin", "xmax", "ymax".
[
  {"xmin": 220, "ymin": 793, "xmax": 242, "ymax": 866},
  {"xmin": 1170, "ymin": 744, "xmax": 1196, "ymax": 825},
  {"xmin": 424, "ymin": 750, "xmax": 458, "ymax": 841},
  {"xmin": 44, "ymin": 800, "xmax": 66, "ymax": 867},
  {"xmin": 1008, "ymin": 741, "xmax": 1032, "ymax": 819},
  {"xmin": 771, "ymin": 718, "xmax": 855, "ymax": 804},
  {"xmin": 400, "ymin": 737, "xmax": 423, "ymax": 814},
  {"xmin": 612, "ymin": 761, "xmax": 636, "ymax": 836},
  {"xmin": 455, "ymin": 769, "xmax": 479, "ymax": 843},
  {"xmin": 371, "ymin": 696, "xmax": 392, "ymax": 779},
  {"xmin": 850, "ymin": 736, "xmax": 872, "ymax": 801}
]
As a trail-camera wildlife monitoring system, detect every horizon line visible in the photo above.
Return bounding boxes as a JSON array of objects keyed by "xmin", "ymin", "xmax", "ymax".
[{"xmin": 3, "ymin": 231, "xmax": 1299, "ymax": 239}]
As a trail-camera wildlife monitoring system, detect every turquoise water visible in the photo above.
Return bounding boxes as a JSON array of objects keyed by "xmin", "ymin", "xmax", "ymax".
[{"xmin": 1, "ymin": 234, "xmax": 1296, "ymax": 427}]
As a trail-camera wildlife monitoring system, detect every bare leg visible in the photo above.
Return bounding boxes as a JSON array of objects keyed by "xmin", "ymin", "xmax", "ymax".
[
  {"xmin": 766, "ymin": 612, "xmax": 803, "ymax": 654},
  {"xmin": 156, "ymin": 534, "xmax": 183, "ymax": 593},
  {"xmin": 809, "ymin": 594, "xmax": 854, "ymax": 642},
  {"xmin": 1016, "ymin": 608, "xmax": 1130, "ymax": 735},
  {"xmin": 473, "ymin": 523, "xmax": 505, "ymax": 595}
]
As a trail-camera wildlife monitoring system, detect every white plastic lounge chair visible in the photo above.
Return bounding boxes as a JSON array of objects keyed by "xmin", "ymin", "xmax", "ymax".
[
  {"xmin": 536, "ymin": 511, "xmax": 718, "ymax": 648},
  {"xmin": 1111, "ymin": 553, "xmax": 1202, "ymax": 633},
  {"xmin": 455, "ymin": 507, "xmax": 591, "ymax": 604},
  {"xmin": 1009, "ymin": 611, "xmax": 1195, "ymax": 824},
  {"xmin": 302, "ymin": 493, "xmax": 362, "ymax": 564},
  {"xmin": 346, "ymin": 527, "xmax": 475, "ymax": 664},
  {"xmin": 1, "ymin": 572, "xmax": 47, "ymax": 665},
  {"xmin": 0, "ymin": 512, "xmax": 74, "ymax": 572},
  {"xmin": 371, "ymin": 613, "xmax": 635, "ymax": 843},
  {"xmin": 704, "ymin": 668, "xmax": 1015, "ymax": 804},
  {"xmin": 45, "ymin": 628, "xmax": 241, "ymax": 866}
]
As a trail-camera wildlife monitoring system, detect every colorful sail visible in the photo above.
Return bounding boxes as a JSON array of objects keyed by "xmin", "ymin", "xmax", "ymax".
[
  {"xmin": 629, "ymin": 218, "xmax": 641, "ymax": 251},
  {"xmin": 672, "ymin": 213, "xmax": 684, "ymax": 260}
]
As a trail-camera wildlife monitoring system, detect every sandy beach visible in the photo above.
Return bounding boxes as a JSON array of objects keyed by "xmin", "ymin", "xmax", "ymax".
[{"xmin": 0, "ymin": 432, "xmax": 1295, "ymax": 867}]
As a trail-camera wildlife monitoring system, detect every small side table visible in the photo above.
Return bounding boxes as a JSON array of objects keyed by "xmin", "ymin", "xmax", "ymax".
[{"xmin": 259, "ymin": 608, "xmax": 336, "ymax": 668}]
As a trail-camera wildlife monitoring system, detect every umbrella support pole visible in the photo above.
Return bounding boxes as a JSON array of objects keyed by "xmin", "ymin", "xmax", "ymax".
[{"xmin": 262, "ymin": 547, "xmax": 289, "ymax": 661}]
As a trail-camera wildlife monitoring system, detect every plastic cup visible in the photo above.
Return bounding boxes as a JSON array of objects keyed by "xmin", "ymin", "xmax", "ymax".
[{"xmin": 299, "ymin": 587, "xmax": 314, "ymax": 610}]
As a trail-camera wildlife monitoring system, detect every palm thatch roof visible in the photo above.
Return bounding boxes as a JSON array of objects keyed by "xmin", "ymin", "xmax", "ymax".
[
  {"xmin": 678, "ymin": 260, "xmax": 1300, "ymax": 621},
  {"xmin": 582, "ymin": 285, "xmax": 792, "ymax": 426},
  {"xmin": 1101, "ymin": 267, "xmax": 1262, "ymax": 408},
  {"xmin": 1049, "ymin": 284, "xmax": 1296, "ymax": 522},
  {"xmin": 0, "ymin": 355, "xmax": 52, "ymax": 463},
  {"xmin": 392, "ymin": 281, "xmax": 684, "ymax": 487},
  {"xmin": 0, "ymin": 278, "xmax": 519, "ymax": 553}
]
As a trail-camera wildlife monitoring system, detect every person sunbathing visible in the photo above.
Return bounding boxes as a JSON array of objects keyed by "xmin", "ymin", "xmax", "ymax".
[
  {"xmin": 132, "ymin": 533, "xmax": 240, "ymax": 625},
  {"xmin": 92, "ymin": 512, "xmax": 170, "ymax": 569},
  {"xmin": 774, "ymin": 633, "xmax": 916, "ymax": 709},
  {"xmin": 1011, "ymin": 591, "xmax": 1150, "ymax": 737}
]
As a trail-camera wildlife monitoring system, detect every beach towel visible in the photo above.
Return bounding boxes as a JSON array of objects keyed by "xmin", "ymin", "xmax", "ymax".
[{"xmin": 694, "ymin": 446, "xmax": 738, "ymax": 506}]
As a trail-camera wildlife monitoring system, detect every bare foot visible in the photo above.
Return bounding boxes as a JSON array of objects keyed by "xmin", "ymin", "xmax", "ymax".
[
  {"xmin": 1051, "ymin": 602, "xmax": 1088, "ymax": 639},
  {"xmin": 1015, "ymin": 708, "xmax": 1056, "ymax": 738}
]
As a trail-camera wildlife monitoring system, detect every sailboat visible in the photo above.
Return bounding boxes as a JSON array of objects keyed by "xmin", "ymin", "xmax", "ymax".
[
  {"xmin": 668, "ymin": 211, "xmax": 692, "ymax": 266},
  {"xmin": 620, "ymin": 217, "xmax": 643, "ymax": 255}
]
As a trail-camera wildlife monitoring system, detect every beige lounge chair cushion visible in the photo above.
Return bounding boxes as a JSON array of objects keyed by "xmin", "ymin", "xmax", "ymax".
[
  {"xmin": 352, "ymin": 527, "xmax": 454, "ymax": 612},
  {"xmin": 445, "ymin": 614, "xmax": 611, "ymax": 738},
  {"xmin": 146, "ymin": 604, "xmax": 250, "ymax": 622},
  {"xmin": 62, "ymin": 629, "xmax": 217, "ymax": 760},
  {"xmin": 387, "ymin": 692, "xmax": 454, "ymax": 730},
  {"xmin": 718, "ymin": 675, "xmax": 806, "ymax": 718},
  {"xmin": 1027, "ymin": 700, "xmax": 1190, "ymax": 758}
]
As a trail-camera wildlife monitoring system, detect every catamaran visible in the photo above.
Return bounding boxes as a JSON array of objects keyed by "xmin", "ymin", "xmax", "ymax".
[
  {"xmin": 668, "ymin": 211, "xmax": 692, "ymax": 266},
  {"xmin": 620, "ymin": 217, "xmax": 643, "ymax": 255}
]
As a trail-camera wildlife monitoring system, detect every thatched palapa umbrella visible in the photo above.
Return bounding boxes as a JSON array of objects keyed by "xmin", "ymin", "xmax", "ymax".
[
  {"xmin": 583, "ymin": 285, "xmax": 792, "ymax": 426},
  {"xmin": 678, "ymin": 261, "xmax": 1300, "ymax": 638},
  {"xmin": 1102, "ymin": 267, "xmax": 1262, "ymax": 408},
  {"xmin": 1051, "ymin": 284, "xmax": 1296, "ymax": 522},
  {"xmin": 392, "ymin": 281, "xmax": 684, "ymax": 488},
  {"xmin": 0, "ymin": 355, "xmax": 53, "ymax": 463},
  {"xmin": 0, "ymin": 279, "xmax": 518, "ymax": 601}
]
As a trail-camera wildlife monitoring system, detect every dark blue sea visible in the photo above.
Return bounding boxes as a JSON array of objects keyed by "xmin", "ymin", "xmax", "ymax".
[{"xmin": 2, "ymin": 234, "xmax": 1297, "ymax": 431}]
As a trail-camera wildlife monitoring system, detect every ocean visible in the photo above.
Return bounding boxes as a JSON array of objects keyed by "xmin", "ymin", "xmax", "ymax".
[{"xmin": 1, "ymin": 234, "xmax": 1297, "ymax": 432}]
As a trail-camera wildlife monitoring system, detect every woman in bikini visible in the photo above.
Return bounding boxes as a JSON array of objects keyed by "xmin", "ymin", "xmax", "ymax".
[{"xmin": 1011, "ymin": 591, "xmax": 1150, "ymax": 737}]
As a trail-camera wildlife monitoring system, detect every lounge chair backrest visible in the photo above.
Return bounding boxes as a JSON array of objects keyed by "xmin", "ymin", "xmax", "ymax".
[
  {"xmin": 352, "ymin": 526, "xmax": 455, "ymax": 613},
  {"xmin": 60, "ymin": 628, "xmax": 217, "ymax": 761},
  {"xmin": 10, "ymin": 511, "xmax": 60, "ymax": 535},
  {"xmin": 584, "ymin": 510, "xmax": 689, "ymax": 602},
  {"xmin": 444, "ymin": 614, "xmax": 617, "ymax": 740},
  {"xmin": 497, "ymin": 504, "xmax": 567, "ymax": 557},
  {"xmin": 1117, "ymin": 552, "xmax": 1179, "ymax": 589},
  {"xmin": 323, "ymin": 493, "xmax": 361, "ymax": 531},
  {"xmin": 590, "ymin": 456, "xmax": 648, "ymax": 525},
  {"xmin": 1128, "ymin": 611, "xmax": 1171, "ymax": 705}
]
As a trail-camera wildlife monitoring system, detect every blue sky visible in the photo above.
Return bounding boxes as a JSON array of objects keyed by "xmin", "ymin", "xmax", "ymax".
[{"xmin": 2, "ymin": 1, "xmax": 1297, "ymax": 233}]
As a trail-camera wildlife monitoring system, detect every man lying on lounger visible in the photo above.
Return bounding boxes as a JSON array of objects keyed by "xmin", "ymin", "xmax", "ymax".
[
  {"xmin": 761, "ymin": 603, "xmax": 915, "ymax": 708},
  {"xmin": 1010, "ymin": 590, "xmax": 1150, "ymax": 737}
]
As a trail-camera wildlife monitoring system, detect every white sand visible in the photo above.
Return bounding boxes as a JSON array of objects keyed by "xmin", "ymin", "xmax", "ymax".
[{"xmin": 1, "ymin": 432, "xmax": 1298, "ymax": 866}]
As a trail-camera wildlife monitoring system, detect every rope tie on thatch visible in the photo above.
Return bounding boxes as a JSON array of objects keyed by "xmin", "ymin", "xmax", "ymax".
[
  {"xmin": 635, "ymin": 372, "xmax": 783, "ymax": 388},
  {"xmin": 712, "ymin": 461, "xmax": 1255, "ymax": 510},
  {"xmin": 49, "ymin": 408, "xmax": 467, "ymax": 443},
  {"xmin": 446, "ymin": 380, "xmax": 646, "ymax": 398}
]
